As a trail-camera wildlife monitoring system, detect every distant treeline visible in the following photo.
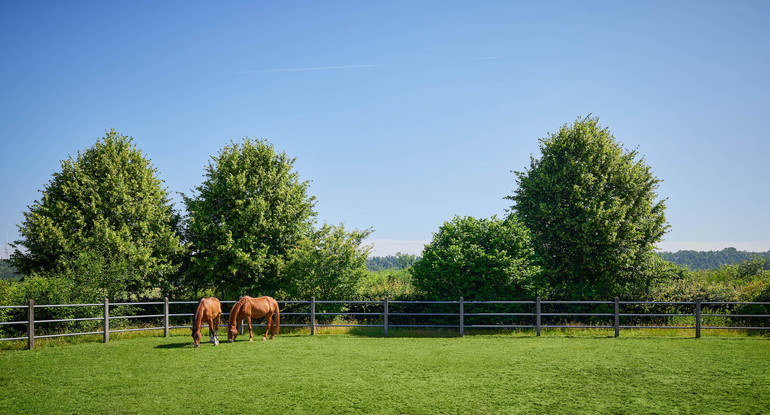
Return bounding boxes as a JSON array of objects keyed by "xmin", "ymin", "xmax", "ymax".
[
  {"xmin": 657, "ymin": 248, "xmax": 770, "ymax": 270},
  {"xmin": 0, "ymin": 260, "xmax": 22, "ymax": 281},
  {"xmin": 367, "ymin": 248, "xmax": 770, "ymax": 272},
  {"xmin": 367, "ymin": 253, "xmax": 420, "ymax": 271}
]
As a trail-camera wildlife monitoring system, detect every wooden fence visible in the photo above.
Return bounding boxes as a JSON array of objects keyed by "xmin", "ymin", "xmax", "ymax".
[{"xmin": 1, "ymin": 297, "xmax": 769, "ymax": 349}]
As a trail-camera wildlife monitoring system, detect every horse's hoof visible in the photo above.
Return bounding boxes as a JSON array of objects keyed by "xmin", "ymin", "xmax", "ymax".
[{"xmin": 249, "ymin": 338, "xmax": 253, "ymax": 342}]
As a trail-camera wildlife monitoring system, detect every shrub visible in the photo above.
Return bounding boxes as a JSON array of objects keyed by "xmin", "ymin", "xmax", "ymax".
[{"xmin": 411, "ymin": 215, "xmax": 540, "ymax": 300}]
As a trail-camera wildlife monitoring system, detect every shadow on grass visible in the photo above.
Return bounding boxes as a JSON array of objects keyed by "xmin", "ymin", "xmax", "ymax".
[
  {"xmin": 344, "ymin": 327, "xmax": 518, "ymax": 338},
  {"xmin": 154, "ymin": 342, "xmax": 191, "ymax": 349}
]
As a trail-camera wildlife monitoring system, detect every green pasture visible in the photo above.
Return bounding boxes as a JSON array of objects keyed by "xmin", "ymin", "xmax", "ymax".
[{"xmin": 0, "ymin": 332, "xmax": 768, "ymax": 415}]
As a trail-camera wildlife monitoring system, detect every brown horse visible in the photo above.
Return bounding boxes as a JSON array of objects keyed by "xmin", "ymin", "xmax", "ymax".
[
  {"xmin": 192, "ymin": 297, "xmax": 222, "ymax": 348},
  {"xmin": 227, "ymin": 296, "xmax": 280, "ymax": 342}
]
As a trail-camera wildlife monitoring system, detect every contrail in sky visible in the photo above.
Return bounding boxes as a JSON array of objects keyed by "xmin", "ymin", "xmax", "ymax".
[
  {"xmin": 242, "ymin": 57, "xmax": 498, "ymax": 74},
  {"xmin": 244, "ymin": 64, "xmax": 382, "ymax": 73}
]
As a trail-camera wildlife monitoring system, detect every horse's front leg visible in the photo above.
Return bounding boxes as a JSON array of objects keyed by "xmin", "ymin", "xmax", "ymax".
[
  {"xmin": 208, "ymin": 316, "xmax": 216, "ymax": 344},
  {"xmin": 213, "ymin": 314, "xmax": 220, "ymax": 345},
  {"xmin": 247, "ymin": 317, "xmax": 253, "ymax": 342}
]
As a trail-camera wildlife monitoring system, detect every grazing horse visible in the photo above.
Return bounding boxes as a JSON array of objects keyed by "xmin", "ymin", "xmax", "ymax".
[
  {"xmin": 227, "ymin": 296, "xmax": 280, "ymax": 342},
  {"xmin": 191, "ymin": 297, "xmax": 222, "ymax": 348}
]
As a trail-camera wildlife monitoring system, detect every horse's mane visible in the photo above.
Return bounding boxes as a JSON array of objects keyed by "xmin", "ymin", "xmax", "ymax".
[{"xmin": 228, "ymin": 296, "xmax": 248, "ymax": 328}]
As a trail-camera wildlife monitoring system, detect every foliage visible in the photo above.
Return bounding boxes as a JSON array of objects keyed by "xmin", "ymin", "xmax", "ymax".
[
  {"xmin": 367, "ymin": 253, "xmax": 420, "ymax": 271},
  {"xmin": 282, "ymin": 224, "xmax": 372, "ymax": 300},
  {"xmin": 10, "ymin": 130, "xmax": 183, "ymax": 301},
  {"xmin": 658, "ymin": 248, "xmax": 770, "ymax": 270},
  {"xmin": 183, "ymin": 138, "xmax": 317, "ymax": 299},
  {"xmin": 686, "ymin": 257, "xmax": 768, "ymax": 291},
  {"xmin": 649, "ymin": 257, "xmax": 770, "ymax": 325},
  {"xmin": 356, "ymin": 268, "xmax": 416, "ymax": 299},
  {"xmin": 508, "ymin": 116, "xmax": 669, "ymax": 300},
  {"xmin": 650, "ymin": 272, "xmax": 744, "ymax": 304},
  {"xmin": 0, "ymin": 275, "xmax": 100, "ymax": 338},
  {"xmin": 411, "ymin": 215, "xmax": 541, "ymax": 300}
]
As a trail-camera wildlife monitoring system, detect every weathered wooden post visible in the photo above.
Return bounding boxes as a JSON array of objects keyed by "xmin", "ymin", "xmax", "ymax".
[
  {"xmin": 695, "ymin": 298, "xmax": 702, "ymax": 338},
  {"xmin": 27, "ymin": 299, "xmax": 34, "ymax": 350},
  {"xmin": 614, "ymin": 297, "xmax": 620, "ymax": 338},
  {"xmin": 164, "ymin": 297, "xmax": 170, "ymax": 338},
  {"xmin": 103, "ymin": 297, "xmax": 109, "ymax": 343},
  {"xmin": 310, "ymin": 296, "xmax": 315, "ymax": 336},
  {"xmin": 536, "ymin": 297, "xmax": 541, "ymax": 337},
  {"xmin": 459, "ymin": 297, "xmax": 464, "ymax": 337},
  {"xmin": 384, "ymin": 297, "xmax": 389, "ymax": 338}
]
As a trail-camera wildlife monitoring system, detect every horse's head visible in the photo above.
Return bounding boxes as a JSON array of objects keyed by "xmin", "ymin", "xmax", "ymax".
[
  {"xmin": 228, "ymin": 326, "xmax": 238, "ymax": 342},
  {"xmin": 191, "ymin": 327, "xmax": 201, "ymax": 348}
]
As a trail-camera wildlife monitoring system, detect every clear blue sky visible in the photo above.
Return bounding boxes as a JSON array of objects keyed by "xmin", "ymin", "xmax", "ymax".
[{"xmin": 1, "ymin": 1, "xmax": 769, "ymax": 257}]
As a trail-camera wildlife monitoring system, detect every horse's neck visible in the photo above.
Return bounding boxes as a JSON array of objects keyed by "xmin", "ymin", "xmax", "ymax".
[
  {"xmin": 234, "ymin": 299, "xmax": 251, "ymax": 319},
  {"xmin": 193, "ymin": 303, "xmax": 205, "ymax": 331}
]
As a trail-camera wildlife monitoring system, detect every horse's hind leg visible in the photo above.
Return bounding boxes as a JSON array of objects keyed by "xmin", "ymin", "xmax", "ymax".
[{"xmin": 264, "ymin": 311, "xmax": 273, "ymax": 341}]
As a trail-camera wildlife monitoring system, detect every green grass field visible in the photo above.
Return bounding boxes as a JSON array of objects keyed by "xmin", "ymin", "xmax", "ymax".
[{"xmin": 1, "ymin": 331, "xmax": 768, "ymax": 414}]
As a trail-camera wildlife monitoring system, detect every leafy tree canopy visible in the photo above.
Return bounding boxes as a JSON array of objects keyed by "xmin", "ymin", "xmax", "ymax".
[
  {"xmin": 10, "ymin": 130, "xmax": 183, "ymax": 301},
  {"xmin": 508, "ymin": 116, "xmax": 669, "ymax": 300},
  {"xmin": 411, "ymin": 215, "xmax": 541, "ymax": 300},
  {"xmin": 183, "ymin": 138, "xmax": 317, "ymax": 298}
]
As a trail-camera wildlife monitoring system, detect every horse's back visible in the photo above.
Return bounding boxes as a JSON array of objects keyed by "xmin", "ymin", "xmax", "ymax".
[
  {"xmin": 248, "ymin": 296, "xmax": 277, "ymax": 316},
  {"xmin": 201, "ymin": 297, "xmax": 222, "ymax": 317}
]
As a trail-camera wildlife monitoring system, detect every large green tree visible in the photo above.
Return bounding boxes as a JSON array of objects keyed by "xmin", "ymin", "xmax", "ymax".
[
  {"xmin": 508, "ymin": 116, "xmax": 669, "ymax": 299},
  {"xmin": 411, "ymin": 215, "xmax": 541, "ymax": 300},
  {"xmin": 10, "ymin": 130, "xmax": 184, "ymax": 301},
  {"xmin": 183, "ymin": 138, "xmax": 317, "ymax": 298}
]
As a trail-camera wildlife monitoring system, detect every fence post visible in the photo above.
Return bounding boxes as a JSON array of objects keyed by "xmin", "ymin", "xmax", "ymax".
[
  {"xmin": 614, "ymin": 297, "xmax": 620, "ymax": 338},
  {"xmin": 310, "ymin": 296, "xmax": 315, "ymax": 336},
  {"xmin": 384, "ymin": 297, "xmax": 389, "ymax": 338},
  {"xmin": 164, "ymin": 297, "xmax": 169, "ymax": 337},
  {"xmin": 27, "ymin": 299, "xmax": 34, "ymax": 350},
  {"xmin": 459, "ymin": 297, "xmax": 464, "ymax": 337},
  {"xmin": 695, "ymin": 298, "xmax": 701, "ymax": 338},
  {"xmin": 103, "ymin": 297, "xmax": 109, "ymax": 343},
  {"xmin": 536, "ymin": 297, "xmax": 541, "ymax": 337}
]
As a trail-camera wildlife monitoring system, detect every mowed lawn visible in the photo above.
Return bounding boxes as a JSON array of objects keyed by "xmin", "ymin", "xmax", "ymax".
[{"xmin": 0, "ymin": 333, "xmax": 768, "ymax": 414}]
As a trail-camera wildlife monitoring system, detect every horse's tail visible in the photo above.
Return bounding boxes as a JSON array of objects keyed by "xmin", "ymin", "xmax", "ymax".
[{"xmin": 273, "ymin": 299, "xmax": 280, "ymax": 336}]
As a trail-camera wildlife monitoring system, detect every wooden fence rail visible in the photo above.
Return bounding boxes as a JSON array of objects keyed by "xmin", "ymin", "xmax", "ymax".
[{"xmin": 1, "ymin": 297, "xmax": 769, "ymax": 349}]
